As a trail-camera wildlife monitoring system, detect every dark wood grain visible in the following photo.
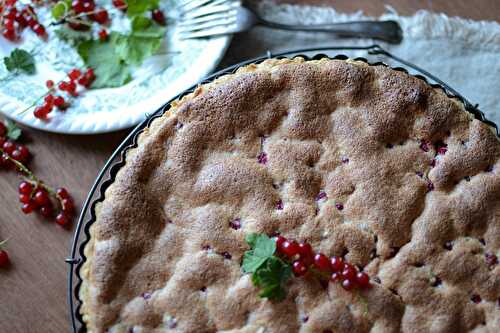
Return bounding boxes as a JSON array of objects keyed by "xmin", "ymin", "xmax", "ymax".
[{"xmin": 0, "ymin": 1, "xmax": 497, "ymax": 332}]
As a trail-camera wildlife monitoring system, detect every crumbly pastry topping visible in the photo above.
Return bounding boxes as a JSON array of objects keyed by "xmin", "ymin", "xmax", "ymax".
[{"xmin": 79, "ymin": 58, "xmax": 500, "ymax": 333}]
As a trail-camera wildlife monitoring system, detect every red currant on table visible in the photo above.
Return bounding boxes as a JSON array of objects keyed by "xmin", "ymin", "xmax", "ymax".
[
  {"xmin": 21, "ymin": 202, "xmax": 36, "ymax": 214},
  {"xmin": 297, "ymin": 242, "xmax": 313, "ymax": 259},
  {"xmin": 55, "ymin": 213, "xmax": 69, "ymax": 227},
  {"xmin": 34, "ymin": 189, "xmax": 50, "ymax": 206},
  {"xmin": 19, "ymin": 181, "xmax": 33, "ymax": 195},
  {"xmin": 0, "ymin": 250, "xmax": 9, "ymax": 267},
  {"xmin": 39, "ymin": 204, "xmax": 53, "ymax": 218}
]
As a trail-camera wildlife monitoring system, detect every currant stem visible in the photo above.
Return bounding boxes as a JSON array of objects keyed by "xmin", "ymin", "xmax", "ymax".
[
  {"xmin": 0, "ymin": 147, "xmax": 56, "ymax": 197},
  {"xmin": 16, "ymin": 80, "xmax": 63, "ymax": 115}
]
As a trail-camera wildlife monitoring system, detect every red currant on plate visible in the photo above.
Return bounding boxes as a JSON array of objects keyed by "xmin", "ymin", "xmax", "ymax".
[{"xmin": 0, "ymin": 250, "xmax": 9, "ymax": 267}]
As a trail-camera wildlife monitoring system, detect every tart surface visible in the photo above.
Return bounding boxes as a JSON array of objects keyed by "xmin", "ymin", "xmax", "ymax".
[{"xmin": 80, "ymin": 58, "xmax": 500, "ymax": 333}]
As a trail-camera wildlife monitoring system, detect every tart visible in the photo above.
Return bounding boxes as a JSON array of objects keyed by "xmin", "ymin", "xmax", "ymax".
[{"xmin": 79, "ymin": 58, "xmax": 500, "ymax": 332}]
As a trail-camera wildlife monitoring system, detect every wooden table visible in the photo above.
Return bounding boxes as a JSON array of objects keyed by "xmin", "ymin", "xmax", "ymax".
[{"xmin": 0, "ymin": 1, "xmax": 498, "ymax": 332}]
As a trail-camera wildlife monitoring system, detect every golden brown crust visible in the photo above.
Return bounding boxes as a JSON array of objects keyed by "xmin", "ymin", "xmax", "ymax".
[{"xmin": 80, "ymin": 58, "xmax": 500, "ymax": 333}]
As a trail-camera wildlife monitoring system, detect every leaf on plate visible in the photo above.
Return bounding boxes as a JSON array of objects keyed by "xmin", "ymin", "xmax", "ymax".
[
  {"xmin": 126, "ymin": 0, "xmax": 160, "ymax": 17},
  {"xmin": 55, "ymin": 26, "xmax": 93, "ymax": 45},
  {"xmin": 78, "ymin": 36, "xmax": 132, "ymax": 88},
  {"xmin": 111, "ymin": 17, "xmax": 166, "ymax": 66},
  {"xmin": 4, "ymin": 49, "xmax": 36, "ymax": 75},
  {"xmin": 4, "ymin": 119, "xmax": 22, "ymax": 141}
]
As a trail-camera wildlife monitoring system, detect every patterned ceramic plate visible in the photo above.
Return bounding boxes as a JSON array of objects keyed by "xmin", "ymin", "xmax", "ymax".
[{"xmin": 0, "ymin": 1, "xmax": 231, "ymax": 134}]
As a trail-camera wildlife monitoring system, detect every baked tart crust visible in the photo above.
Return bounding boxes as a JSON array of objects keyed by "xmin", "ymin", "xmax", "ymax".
[{"xmin": 79, "ymin": 58, "xmax": 500, "ymax": 332}]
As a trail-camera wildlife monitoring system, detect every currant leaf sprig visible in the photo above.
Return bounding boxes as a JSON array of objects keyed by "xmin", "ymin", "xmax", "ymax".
[{"xmin": 242, "ymin": 233, "xmax": 372, "ymax": 301}]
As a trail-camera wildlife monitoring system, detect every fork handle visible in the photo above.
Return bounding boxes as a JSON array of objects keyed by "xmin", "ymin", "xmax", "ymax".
[{"xmin": 258, "ymin": 20, "xmax": 403, "ymax": 44}]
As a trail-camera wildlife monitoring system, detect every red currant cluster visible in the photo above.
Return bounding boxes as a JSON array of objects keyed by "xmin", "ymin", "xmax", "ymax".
[
  {"xmin": 1, "ymin": 0, "xmax": 46, "ymax": 42},
  {"xmin": 0, "ymin": 124, "xmax": 30, "ymax": 167},
  {"xmin": 112, "ymin": 0, "xmax": 166, "ymax": 26},
  {"xmin": 18, "ymin": 181, "xmax": 74, "ymax": 227},
  {"xmin": 34, "ymin": 68, "xmax": 95, "ymax": 119},
  {"xmin": 66, "ymin": 0, "xmax": 109, "ymax": 31},
  {"xmin": 274, "ymin": 236, "xmax": 371, "ymax": 291}
]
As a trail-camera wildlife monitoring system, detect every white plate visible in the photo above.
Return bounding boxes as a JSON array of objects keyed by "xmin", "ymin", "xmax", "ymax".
[{"xmin": 0, "ymin": 1, "xmax": 231, "ymax": 134}]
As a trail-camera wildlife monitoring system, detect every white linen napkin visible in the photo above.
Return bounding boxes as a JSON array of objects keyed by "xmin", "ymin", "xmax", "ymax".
[{"xmin": 221, "ymin": 1, "xmax": 500, "ymax": 127}]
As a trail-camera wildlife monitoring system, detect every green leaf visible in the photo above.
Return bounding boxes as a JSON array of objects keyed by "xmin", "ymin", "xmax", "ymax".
[
  {"xmin": 111, "ymin": 18, "xmax": 165, "ymax": 66},
  {"xmin": 251, "ymin": 256, "xmax": 292, "ymax": 301},
  {"xmin": 4, "ymin": 119, "xmax": 21, "ymax": 141},
  {"xmin": 78, "ymin": 36, "xmax": 132, "ymax": 88},
  {"xmin": 4, "ymin": 49, "xmax": 35, "ymax": 75},
  {"xmin": 126, "ymin": 0, "xmax": 159, "ymax": 17},
  {"xmin": 242, "ymin": 234, "xmax": 276, "ymax": 273},
  {"xmin": 245, "ymin": 233, "xmax": 259, "ymax": 248},
  {"xmin": 52, "ymin": 0, "xmax": 71, "ymax": 20},
  {"xmin": 55, "ymin": 27, "xmax": 92, "ymax": 45}
]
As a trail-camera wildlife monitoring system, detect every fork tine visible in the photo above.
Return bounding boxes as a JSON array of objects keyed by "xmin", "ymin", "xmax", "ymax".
[
  {"xmin": 177, "ymin": 11, "xmax": 236, "ymax": 27},
  {"xmin": 177, "ymin": 0, "xmax": 211, "ymax": 10},
  {"xmin": 178, "ymin": 0, "xmax": 231, "ymax": 13},
  {"xmin": 182, "ymin": 3, "xmax": 238, "ymax": 19},
  {"xmin": 178, "ymin": 26, "xmax": 238, "ymax": 39},
  {"xmin": 177, "ymin": 16, "xmax": 237, "ymax": 33}
]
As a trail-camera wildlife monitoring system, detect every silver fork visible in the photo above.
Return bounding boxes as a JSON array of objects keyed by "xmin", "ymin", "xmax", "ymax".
[{"xmin": 177, "ymin": 0, "xmax": 403, "ymax": 44}]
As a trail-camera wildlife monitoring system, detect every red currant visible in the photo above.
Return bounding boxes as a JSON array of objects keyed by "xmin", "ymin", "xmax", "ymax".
[
  {"xmin": 39, "ymin": 204, "xmax": 53, "ymax": 218},
  {"xmin": 58, "ymin": 81, "xmax": 70, "ymax": 91},
  {"xmin": 32, "ymin": 23, "xmax": 46, "ymax": 37},
  {"xmin": 72, "ymin": 0, "xmax": 85, "ymax": 14},
  {"xmin": 341, "ymin": 263, "xmax": 357, "ymax": 281},
  {"xmin": 54, "ymin": 96, "xmax": 66, "ymax": 109},
  {"xmin": 55, "ymin": 213, "xmax": 69, "ymax": 227},
  {"xmin": 0, "ymin": 122, "xmax": 6, "ymax": 136},
  {"xmin": 92, "ymin": 9, "xmax": 109, "ymax": 24},
  {"xmin": 56, "ymin": 188, "xmax": 70, "ymax": 199},
  {"xmin": 68, "ymin": 69, "xmax": 81, "ymax": 81},
  {"xmin": 2, "ymin": 29, "xmax": 17, "ymax": 41},
  {"xmin": 112, "ymin": 0, "xmax": 127, "ymax": 10},
  {"xmin": 330, "ymin": 272, "xmax": 341, "ymax": 282},
  {"xmin": 292, "ymin": 260, "xmax": 308, "ymax": 276},
  {"xmin": 34, "ymin": 189, "xmax": 50, "ymax": 206},
  {"xmin": 15, "ymin": 145, "xmax": 30, "ymax": 162},
  {"xmin": 0, "ymin": 250, "xmax": 9, "ymax": 267},
  {"xmin": 21, "ymin": 202, "xmax": 35, "ymax": 214},
  {"xmin": 14, "ymin": 12, "xmax": 27, "ymax": 28},
  {"xmin": 19, "ymin": 193, "xmax": 31, "ymax": 204},
  {"xmin": 98, "ymin": 29, "xmax": 108, "ymax": 41},
  {"xmin": 4, "ymin": 8, "xmax": 17, "ymax": 20},
  {"xmin": 356, "ymin": 272, "xmax": 370, "ymax": 288},
  {"xmin": 280, "ymin": 240, "xmax": 300, "ymax": 258},
  {"xmin": 19, "ymin": 181, "xmax": 33, "ymax": 195},
  {"xmin": 152, "ymin": 9, "xmax": 166, "ymax": 26},
  {"xmin": 34, "ymin": 106, "xmax": 48, "ymax": 119},
  {"xmin": 82, "ymin": 1, "xmax": 95, "ymax": 12},
  {"xmin": 46, "ymin": 80, "xmax": 54, "ymax": 89},
  {"xmin": 341, "ymin": 279, "xmax": 354, "ymax": 291},
  {"xmin": 274, "ymin": 235, "xmax": 286, "ymax": 251},
  {"xmin": 314, "ymin": 253, "xmax": 331, "ymax": 271},
  {"xmin": 62, "ymin": 198, "xmax": 75, "ymax": 214},
  {"xmin": 44, "ymin": 94, "xmax": 55, "ymax": 106},
  {"xmin": 3, "ymin": 140, "xmax": 16, "ymax": 154},
  {"xmin": 297, "ymin": 242, "xmax": 313, "ymax": 259},
  {"xmin": 330, "ymin": 256, "xmax": 344, "ymax": 272},
  {"xmin": 4, "ymin": 19, "xmax": 15, "ymax": 31},
  {"xmin": 6, "ymin": 0, "xmax": 17, "ymax": 6}
]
